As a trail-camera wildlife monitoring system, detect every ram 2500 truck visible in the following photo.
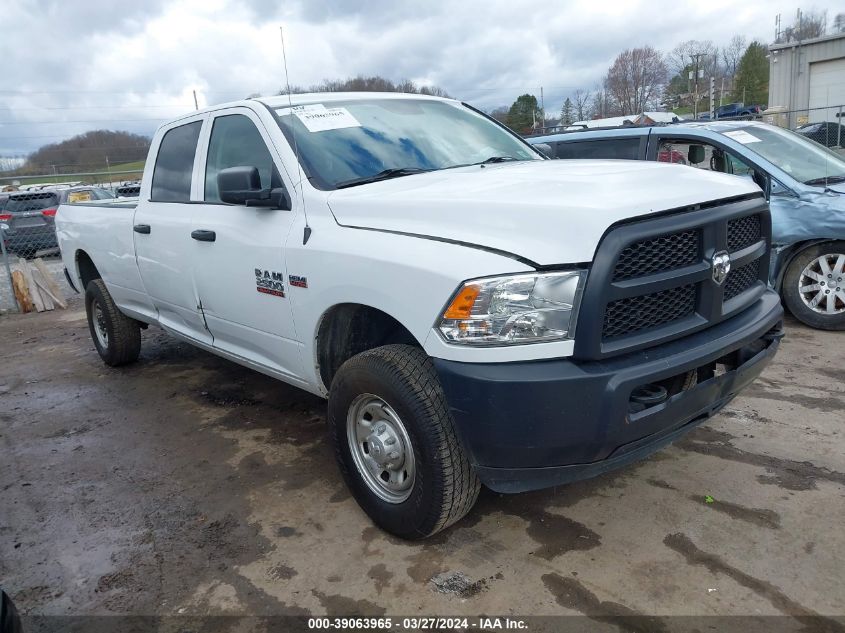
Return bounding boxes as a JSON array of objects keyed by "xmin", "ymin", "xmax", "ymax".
[{"xmin": 57, "ymin": 93, "xmax": 784, "ymax": 539}]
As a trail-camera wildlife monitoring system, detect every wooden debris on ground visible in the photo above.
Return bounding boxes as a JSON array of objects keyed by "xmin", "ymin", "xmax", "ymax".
[{"xmin": 10, "ymin": 258, "xmax": 66, "ymax": 313}]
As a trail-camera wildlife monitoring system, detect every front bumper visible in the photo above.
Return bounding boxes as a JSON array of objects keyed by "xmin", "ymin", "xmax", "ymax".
[{"xmin": 432, "ymin": 290, "xmax": 784, "ymax": 493}]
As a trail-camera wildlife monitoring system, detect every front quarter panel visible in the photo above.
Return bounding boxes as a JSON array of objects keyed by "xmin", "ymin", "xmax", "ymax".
[{"xmin": 284, "ymin": 211, "xmax": 547, "ymax": 392}]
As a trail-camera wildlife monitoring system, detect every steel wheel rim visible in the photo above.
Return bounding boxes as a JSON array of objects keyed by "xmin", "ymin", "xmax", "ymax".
[
  {"xmin": 92, "ymin": 299, "xmax": 109, "ymax": 348},
  {"xmin": 798, "ymin": 252, "xmax": 845, "ymax": 315},
  {"xmin": 346, "ymin": 394, "xmax": 415, "ymax": 504}
]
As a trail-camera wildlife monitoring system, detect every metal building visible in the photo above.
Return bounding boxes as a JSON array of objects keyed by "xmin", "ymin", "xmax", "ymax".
[{"xmin": 768, "ymin": 32, "xmax": 845, "ymax": 128}]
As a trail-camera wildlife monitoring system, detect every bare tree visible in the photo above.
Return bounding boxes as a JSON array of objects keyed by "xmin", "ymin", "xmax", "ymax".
[
  {"xmin": 777, "ymin": 9, "xmax": 828, "ymax": 42},
  {"xmin": 489, "ymin": 106, "xmax": 509, "ymax": 124},
  {"xmin": 834, "ymin": 13, "xmax": 845, "ymax": 33},
  {"xmin": 572, "ymin": 89, "xmax": 591, "ymax": 121},
  {"xmin": 721, "ymin": 35, "xmax": 746, "ymax": 77},
  {"xmin": 604, "ymin": 46, "xmax": 669, "ymax": 115},
  {"xmin": 592, "ymin": 84, "xmax": 613, "ymax": 118},
  {"xmin": 668, "ymin": 39, "xmax": 719, "ymax": 81}
]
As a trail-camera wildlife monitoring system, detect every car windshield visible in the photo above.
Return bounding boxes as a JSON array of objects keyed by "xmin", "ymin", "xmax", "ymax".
[
  {"xmin": 717, "ymin": 124, "xmax": 845, "ymax": 186},
  {"xmin": 274, "ymin": 98, "xmax": 540, "ymax": 189}
]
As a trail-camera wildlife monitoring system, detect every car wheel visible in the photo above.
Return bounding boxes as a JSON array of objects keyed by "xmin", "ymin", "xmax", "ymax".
[
  {"xmin": 782, "ymin": 242, "xmax": 845, "ymax": 330},
  {"xmin": 85, "ymin": 279, "xmax": 142, "ymax": 365},
  {"xmin": 328, "ymin": 344, "xmax": 480, "ymax": 540}
]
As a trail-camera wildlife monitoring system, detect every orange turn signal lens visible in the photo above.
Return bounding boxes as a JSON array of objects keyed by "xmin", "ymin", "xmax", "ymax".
[{"xmin": 443, "ymin": 285, "xmax": 480, "ymax": 320}]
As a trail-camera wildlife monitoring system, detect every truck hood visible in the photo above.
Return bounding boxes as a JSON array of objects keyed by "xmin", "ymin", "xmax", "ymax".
[{"xmin": 326, "ymin": 160, "xmax": 761, "ymax": 265}]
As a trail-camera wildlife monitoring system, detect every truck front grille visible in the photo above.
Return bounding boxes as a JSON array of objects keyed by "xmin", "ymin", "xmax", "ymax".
[
  {"xmin": 727, "ymin": 214, "xmax": 762, "ymax": 252},
  {"xmin": 603, "ymin": 285, "xmax": 696, "ymax": 339},
  {"xmin": 724, "ymin": 259, "xmax": 760, "ymax": 301},
  {"xmin": 575, "ymin": 195, "xmax": 771, "ymax": 359},
  {"xmin": 612, "ymin": 229, "xmax": 700, "ymax": 281}
]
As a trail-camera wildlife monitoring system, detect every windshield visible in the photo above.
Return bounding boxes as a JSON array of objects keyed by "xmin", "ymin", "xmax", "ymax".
[
  {"xmin": 718, "ymin": 124, "xmax": 845, "ymax": 187},
  {"xmin": 274, "ymin": 98, "xmax": 540, "ymax": 189}
]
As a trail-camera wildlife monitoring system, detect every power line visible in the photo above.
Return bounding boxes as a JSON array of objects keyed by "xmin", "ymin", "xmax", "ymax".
[
  {"xmin": 1, "ymin": 105, "xmax": 195, "ymax": 110},
  {"xmin": 0, "ymin": 118, "xmax": 174, "ymax": 125}
]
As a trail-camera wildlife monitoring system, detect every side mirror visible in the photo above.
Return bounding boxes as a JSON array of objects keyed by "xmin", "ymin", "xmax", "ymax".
[
  {"xmin": 533, "ymin": 143, "xmax": 553, "ymax": 158},
  {"xmin": 217, "ymin": 166, "xmax": 290, "ymax": 210}
]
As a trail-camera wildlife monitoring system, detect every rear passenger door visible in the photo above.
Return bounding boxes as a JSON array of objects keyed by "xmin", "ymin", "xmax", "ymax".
[{"xmin": 133, "ymin": 118, "xmax": 212, "ymax": 344}]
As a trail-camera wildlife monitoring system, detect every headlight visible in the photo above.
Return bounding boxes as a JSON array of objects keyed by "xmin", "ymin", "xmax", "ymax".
[{"xmin": 437, "ymin": 271, "xmax": 586, "ymax": 345}]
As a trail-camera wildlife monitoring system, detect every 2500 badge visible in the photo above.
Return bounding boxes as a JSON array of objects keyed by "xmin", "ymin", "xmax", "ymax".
[{"xmin": 255, "ymin": 268, "xmax": 285, "ymax": 297}]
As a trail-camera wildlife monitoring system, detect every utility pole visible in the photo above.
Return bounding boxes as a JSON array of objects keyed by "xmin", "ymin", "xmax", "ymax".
[
  {"xmin": 105, "ymin": 155, "xmax": 113, "ymax": 190},
  {"xmin": 689, "ymin": 52, "xmax": 707, "ymax": 117},
  {"xmin": 540, "ymin": 86, "xmax": 545, "ymax": 129},
  {"xmin": 193, "ymin": 90, "xmax": 199, "ymax": 111},
  {"xmin": 709, "ymin": 76, "xmax": 715, "ymax": 118}
]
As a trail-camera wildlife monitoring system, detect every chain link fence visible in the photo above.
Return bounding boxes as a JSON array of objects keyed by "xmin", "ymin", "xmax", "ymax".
[
  {"xmin": 0, "ymin": 223, "xmax": 69, "ymax": 314},
  {"xmin": 0, "ymin": 168, "xmax": 144, "ymax": 313}
]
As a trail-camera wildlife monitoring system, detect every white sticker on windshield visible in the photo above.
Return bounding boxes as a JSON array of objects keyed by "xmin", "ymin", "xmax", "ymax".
[
  {"xmin": 723, "ymin": 130, "xmax": 761, "ymax": 144},
  {"xmin": 294, "ymin": 105, "xmax": 361, "ymax": 132}
]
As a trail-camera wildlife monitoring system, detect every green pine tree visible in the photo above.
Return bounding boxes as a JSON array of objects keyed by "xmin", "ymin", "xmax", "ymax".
[
  {"xmin": 560, "ymin": 98, "xmax": 574, "ymax": 126},
  {"xmin": 506, "ymin": 94, "xmax": 540, "ymax": 133},
  {"xmin": 733, "ymin": 41, "xmax": 769, "ymax": 105}
]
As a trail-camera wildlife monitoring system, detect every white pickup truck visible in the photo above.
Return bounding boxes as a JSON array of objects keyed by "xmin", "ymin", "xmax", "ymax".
[{"xmin": 57, "ymin": 92, "xmax": 784, "ymax": 539}]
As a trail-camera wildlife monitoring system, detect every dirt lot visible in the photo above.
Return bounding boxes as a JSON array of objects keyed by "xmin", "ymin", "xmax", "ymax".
[{"xmin": 1, "ymin": 297, "xmax": 843, "ymax": 628}]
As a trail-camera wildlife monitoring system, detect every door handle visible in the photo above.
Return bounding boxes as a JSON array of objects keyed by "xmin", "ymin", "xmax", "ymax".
[
  {"xmin": 191, "ymin": 229, "xmax": 216, "ymax": 242},
  {"xmin": 133, "ymin": 224, "xmax": 151, "ymax": 234}
]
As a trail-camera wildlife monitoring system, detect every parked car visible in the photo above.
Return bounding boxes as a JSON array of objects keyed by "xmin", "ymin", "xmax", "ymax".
[
  {"xmin": 57, "ymin": 93, "xmax": 782, "ymax": 538},
  {"xmin": 115, "ymin": 182, "xmax": 141, "ymax": 197},
  {"xmin": 1, "ymin": 186, "xmax": 114, "ymax": 257},
  {"xmin": 714, "ymin": 103, "xmax": 764, "ymax": 119},
  {"xmin": 796, "ymin": 121, "xmax": 845, "ymax": 148},
  {"xmin": 529, "ymin": 121, "xmax": 845, "ymax": 329}
]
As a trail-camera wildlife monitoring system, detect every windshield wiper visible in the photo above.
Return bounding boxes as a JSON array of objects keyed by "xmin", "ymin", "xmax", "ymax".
[
  {"xmin": 803, "ymin": 175, "xmax": 845, "ymax": 186},
  {"xmin": 335, "ymin": 167, "xmax": 432, "ymax": 189},
  {"xmin": 476, "ymin": 155, "xmax": 521, "ymax": 165}
]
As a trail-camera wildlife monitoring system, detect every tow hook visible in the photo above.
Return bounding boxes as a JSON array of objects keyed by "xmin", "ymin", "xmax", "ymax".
[
  {"xmin": 763, "ymin": 325, "xmax": 786, "ymax": 343},
  {"xmin": 629, "ymin": 384, "xmax": 669, "ymax": 413}
]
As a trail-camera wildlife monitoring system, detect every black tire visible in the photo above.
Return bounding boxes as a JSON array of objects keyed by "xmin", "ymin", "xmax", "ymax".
[
  {"xmin": 782, "ymin": 241, "xmax": 845, "ymax": 330},
  {"xmin": 85, "ymin": 279, "xmax": 142, "ymax": 366},
  {"xmin": 328, "ymin": 344, "xmax": 480, "ymax": 540}
]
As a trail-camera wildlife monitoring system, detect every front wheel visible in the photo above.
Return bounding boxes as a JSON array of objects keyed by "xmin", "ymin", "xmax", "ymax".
[
  {"xmin": 328, "ymin": 345, "xmax": 480, "ymax": 540},
  {"xmin": 782, "ymin": 242, "xmax": 845, "ymax": 330},
  {"xmin": 85, "ymin": 279, "xmax": 142, "ymax": 365}
]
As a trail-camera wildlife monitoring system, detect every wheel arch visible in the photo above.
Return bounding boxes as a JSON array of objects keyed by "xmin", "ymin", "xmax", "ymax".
[
  {"xmin": 774, "ymin": 239, "xmax": 839, "ymax": 291},
  {"xmin": 315, "ymin": 302, "xmax": 422, "ymax": 393},
  {"xmin": 74, "ymin": 249, "xmax": 102, "ymax": 291}
]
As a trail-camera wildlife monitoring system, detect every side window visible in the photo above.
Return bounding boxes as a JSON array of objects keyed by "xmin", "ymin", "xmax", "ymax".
[
  {"xmin": 555, "ymin": 138, "xmax": 640, "ymax": 160},
  {"xmin": 658, "ymin": 139, "xmax": 743, "ymax": 174},
  {"xmin": 204, "ymin": 114, "xmax": 281, "ymax": 203},
  {"xmin": 151, "ymin": 121, "xmax": 202, "ymax": 202},
  {"xmin": 771, "ymin": 178, "xmax": 793, "ymax": 197},
  {"xmin": 724, "ymin": 153, "xmax": 756, "ymax": 177}
]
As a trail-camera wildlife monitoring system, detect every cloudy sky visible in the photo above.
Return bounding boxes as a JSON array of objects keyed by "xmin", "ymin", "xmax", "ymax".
[{"xmin": 0, "ymin": 0, "xmax": 831, "ymax": 158}]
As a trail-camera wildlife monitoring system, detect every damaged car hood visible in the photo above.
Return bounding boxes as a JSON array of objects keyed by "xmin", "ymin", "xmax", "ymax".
[{"xmin": 326, "ymin": 159, "xmax": 761, "ymax": 265}]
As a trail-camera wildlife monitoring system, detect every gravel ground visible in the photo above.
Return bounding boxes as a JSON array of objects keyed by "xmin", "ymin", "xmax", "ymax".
[{"xmin": 0, "ymin": 300, "xmax": 843, "ymax": 631}]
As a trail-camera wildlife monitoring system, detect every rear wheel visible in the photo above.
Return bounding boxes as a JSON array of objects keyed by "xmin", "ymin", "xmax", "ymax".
[
  {"xmin": 85, "ymin": 279, "xmax": 142, "ymax": 365},
  {"xmin": 328, "ymin": 344, "xmax": 480, "ymax": 540},
  {"xmin": 782, "ymin": 242, "xmax": 845, "ymax": 330}
]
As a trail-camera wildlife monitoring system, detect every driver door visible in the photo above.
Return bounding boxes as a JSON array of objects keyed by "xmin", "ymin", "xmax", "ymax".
[{"xmin": 190, "ymin": 108, "xmax": 304, "ymax": 382}]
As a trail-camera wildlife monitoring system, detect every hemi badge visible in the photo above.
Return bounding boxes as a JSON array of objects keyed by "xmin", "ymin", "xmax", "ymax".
[{"xmin": 289, "ymin": 275, "xmax": 308, "ymax": 288}]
